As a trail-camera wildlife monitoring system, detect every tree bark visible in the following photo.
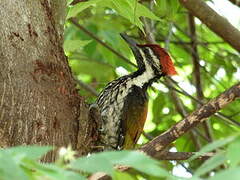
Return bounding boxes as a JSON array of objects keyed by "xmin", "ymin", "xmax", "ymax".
[
  {"xmin": 228, "ymin": 0, "xmax": 240, "ymax": 7},
  {"xmin": 0, "ymin": 0, "xmax": 92, "ymax": 161}
]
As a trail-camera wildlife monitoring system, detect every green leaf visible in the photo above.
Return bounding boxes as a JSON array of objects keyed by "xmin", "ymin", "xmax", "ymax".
[
  {"xmin": 67, "ymin": 0, "xmax": 159, "ymax": 31},
  {"xmin": 155, "ymin": 0, "xmax": 180, "ymax": 21},
  {"xmin": 227, "ymin": 137, "xmax": 240, "ymax": 167},
  {"xmin": 69, "ymin": 59, "xmax": 114, "ymax": 81},
  {"xmin": 6, "ymin": 146, "xmax": 53, "ymax": 160},
  {"xmin": 108, "ymin": 0, "xmax": 160, "ymax": 32},
  {"xmin": 207, "ymin": 167, "xmax": 240, "ymax": 180},
  {"xmin": 189, "ymin": 177, "xmax": 202, "ymax": 180},
  {"xmin": 67, "ymin": 0, "xmax": 74, "ymax": 6},
  {"xmin": 110, "ymin": 0, "xmax": 143, "ymax": 31},
  {"xmin": 67, "ymin": 0, "xmax": 103, "ymax": 19},
  {"xmin": 0, "ymin": 150, "xmax": 28, "ymax": 180},
  {"xmin": 136, "ymin": 3, "xmax": 160, "ymax": 21},
  {"xmin": 113, "ymin": 171, "xmax": 135, "ymax": 180},
  {"xmin": 70, "ymin": 151, "xmax": 172, "ymax": 178},
  {"xmin": 106, "ymin": 151, "xmax": 171, "ymax": 178},
  {"xmin": 70, "ymin": 153, "xmax": 114, "ymax": 176},
  {"xmin": 194, "ymin": 152, "xmax": 226, "ymax": 176},
  {"xmin": 189, "ymin": 135, "xmax": 237, "ymax": 161},
  {"xmin": 32, "ymin": 163, "xmax": 86, "ymax": 180},
  {"xmin": 64, "ymin": 40, "xmax": 92, "ymax": 53}
]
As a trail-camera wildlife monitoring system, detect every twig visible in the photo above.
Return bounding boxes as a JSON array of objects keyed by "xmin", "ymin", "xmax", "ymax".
[
  {"xmin": 155, "ymin": 151, "xmax": 215, "ymax": 160},
  {"xmin": 142, "ymin": 131, "xmax": 154, "ymax": 140},
  {"xmin": 141, "ymin": 16, "xmax": 238, "ymax": 147},
  {"xmin": 132, "ymin": 35, "xmax": 226, "ymax": 45},
  {"xmin": 165, "ymin": 22, "xmax": 203, "ymax": 148},
  {"xmin": 164, "ymin": 22, "xmax": 173, "ymax": 50},
  {"xmin": 144, "ymin": 18, "xmax": 207, "ymax": 148},
  {"xmin": 188, "ymin": 13, "xmax": 213, "ymax": 142},
  {"xmin": 167, "ymin": 79, "xmax": 203, "ymax": 149},
  {"xmin": 165, "ymin": 78, "xmax": 240, "ymax": 127},
  {"xmin": 143, "ymin": 16, "xmax": 205, "ymax": 148},
  {"xmin": 168, "ymin": 23, "xmax": 203, "ymax": 149},
  {"xmin": 193, "ymin": 128, "xmax": 211, "ymax": 142},
  {"xmin": 161, "ymin": 40, "xmax": 226, "ymax": 45},
  {"xmin": 70, "ymin": 0, "xmax": 87, "ymax": 5},
  {"xmin": 74, "ymin": 77, "xmax": 98, "ymax": 97},
  {"xmin": 69, "ymin": 18, "xmax": 137, "ymax": 68},
  {"xmin": 188, "ymin": 14, "xmax": 203, "ymax": 101},
  {"xmin": 179, "ymin": 0, "xmax": 240, "ymax": 52},
  {"xmin": 171, "ymin": 31, "xmax": 227, "ymax": 89},
  {"xmin": 229, "ymin": 110, "xmax": 240, "ymax": 118},
  {"xmin": 141, "ymin": 83, "xmax": 240, "ymax": 157}
]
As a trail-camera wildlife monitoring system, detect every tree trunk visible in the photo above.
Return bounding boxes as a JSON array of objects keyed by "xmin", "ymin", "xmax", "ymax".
[{"xmin": 0, "ymin": 0, "xmax": 92, "ymax": 161}]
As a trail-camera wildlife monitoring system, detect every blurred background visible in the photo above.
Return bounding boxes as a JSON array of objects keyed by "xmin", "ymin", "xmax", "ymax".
[{"xmin": 64, "ymin": 0, "xmax": 240, "ymax": 177}]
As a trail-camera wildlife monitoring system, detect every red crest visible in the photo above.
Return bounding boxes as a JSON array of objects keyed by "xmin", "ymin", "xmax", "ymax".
[{"xmin": 138, "ymin": 44, "xmax": 177, "ymax": 75}]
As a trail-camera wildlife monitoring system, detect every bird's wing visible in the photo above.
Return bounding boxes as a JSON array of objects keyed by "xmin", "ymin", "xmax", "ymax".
[{"xmin": 119, "ymin": 85, "xmax": 148, "ymax": 149}]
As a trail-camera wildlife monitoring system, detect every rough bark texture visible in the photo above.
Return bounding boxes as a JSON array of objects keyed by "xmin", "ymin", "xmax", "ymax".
[
  {"xmin": 179, "ymin": 0, "xmax": 240, "ymax": 52},
  {"xmin": 0, "ymin": 0, "xmax": 93, "ymax": 161},
  {"xmin": 155, "ymin": 151, "xmax": 215, "ymax": 161}
]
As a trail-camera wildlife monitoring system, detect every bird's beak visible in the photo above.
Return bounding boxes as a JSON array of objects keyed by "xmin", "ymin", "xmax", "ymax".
[
  {"xmin": 120, "ymin": 33, "xmax": 138, "ymax": 53},
  {"xmin": 120, "ymin": 33, "xmax": 145, "ymax": 69}
]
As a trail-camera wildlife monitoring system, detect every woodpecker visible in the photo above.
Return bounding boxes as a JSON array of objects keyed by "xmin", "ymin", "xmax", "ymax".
[{"xmin": 95, "ymin": 33, "xmax": 177, "ymax": 150}]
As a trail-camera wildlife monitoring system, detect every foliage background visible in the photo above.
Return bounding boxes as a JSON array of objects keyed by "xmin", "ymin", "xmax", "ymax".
[{"xmin": 1, "ymin": 0, "xmax": 240, "ymax": 179}]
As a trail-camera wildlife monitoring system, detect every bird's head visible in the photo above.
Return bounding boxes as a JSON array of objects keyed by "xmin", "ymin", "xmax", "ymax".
[{"xmin": 121, "ymin": 33, "xmax": 177, "ymax": 76}]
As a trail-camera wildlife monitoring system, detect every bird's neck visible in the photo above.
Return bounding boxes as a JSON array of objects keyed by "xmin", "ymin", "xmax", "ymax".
[
  {"xmin": 128, "ymin": 65, "xmax": 161, "ymax": 90},
  {"xmin": 127, "ymin": 47, "xmax": 163, "ymax": 90}
]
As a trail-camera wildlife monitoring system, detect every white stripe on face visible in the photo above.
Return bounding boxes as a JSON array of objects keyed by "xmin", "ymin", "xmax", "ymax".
[
  {"xmin": 147, "ymin": 47, "xmax": 161, "ymax": 70},
  {"xmin": 139, "ymin": 48, "xmax": 148, "ymax": 68}
]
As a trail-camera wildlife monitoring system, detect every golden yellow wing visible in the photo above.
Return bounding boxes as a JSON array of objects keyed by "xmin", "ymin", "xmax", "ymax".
[{"xmin": 120, "ymin": 85, "xmax": 148, "ymax": 149}]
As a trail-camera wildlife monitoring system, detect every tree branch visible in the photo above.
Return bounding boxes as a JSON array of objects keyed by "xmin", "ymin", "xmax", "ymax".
[
  {"xmin": 70, "ymin": 0, "xmax": 87, "ymax": 5},
  {"xmin": 156, "ymin": 40, "xmax": 225, "ymax": 45},
  {"xmin": 143, "ymin": 19, "xmax": 207, "ymax": 147},
  {"xmin": 188, "ymin": 13, "xmax": 213, "ymax": 142},
  {"xmin": 171, "ymin": 26, "xmax": 228, "ymax": 89},
  {"xmin": 179, "ymin": 0, "xmax": 240, "ymax": 52},
  {"xmin": 141, "ymin": 83, "xmax": 240, "ymax": 158},
  {"xmin": 188, "ymin": 14, "xmax": 203, "ymax": 101},
  {"xmin": 228, "ymin": 0, "xmax": 240, "ymax": 7},
  {"xmin": 155, "ymin": 151, "xmax": 215, "ymax": 160},
  {"xmin": 164, "ymin": 78, "xmax": 240, "ymax": 127},
  {"xmin": 166, "ymin": 22, "xmax": 204, "ymax": 148}
]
